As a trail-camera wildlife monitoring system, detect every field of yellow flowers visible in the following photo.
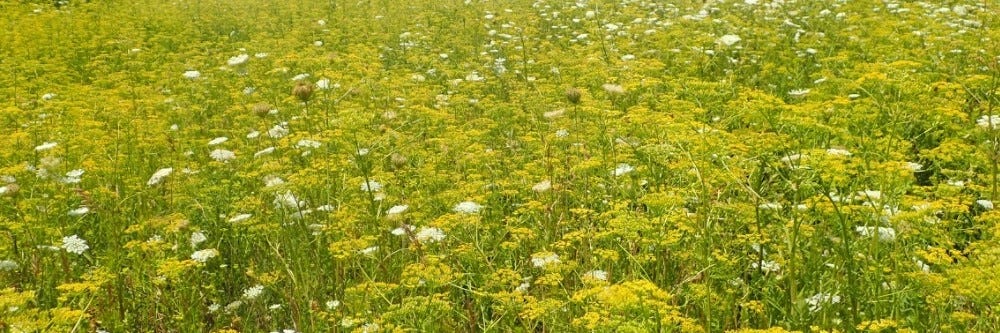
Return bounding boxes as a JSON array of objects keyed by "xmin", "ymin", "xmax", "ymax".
[{"xmin": 3, "ymin": 0, "xmax": 1000, "ymax": 331}]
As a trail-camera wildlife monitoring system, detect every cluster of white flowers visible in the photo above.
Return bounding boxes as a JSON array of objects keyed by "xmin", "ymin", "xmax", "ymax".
[
  {"xmin": 415, "ymin": 227, "xmax": 446, "ymax": 243},
  {"xmin": 68, "ymin": 206, "xmax": 90, "ymax": 216},
  {"xmin": 190, "ymin": 231, "xmax": 207, "ymax": 247},
  {"xmin": 360, "ymin": 180, "xmax": 382, "ymax": 192},
  {"xmin": 601, "ymin": 83, "xmax": 625, "ymax": 95},
  {"xmin": 582, "ymin": 270, "xmax": 608, "ymax": 281},
  {"xmin": 35, "ymin": 141, "xmax": 57, "ymax": 152},
  {"xmin": 62, "ymin": 169, "xmax": 84, "ymax": 184},
  {"xmin": 243, "ymin": 285, "xmax": 264, "ymax": 299},
  {"xmin": 228, "ymin": 213, "xmax": 253, "ymax": 223},
  {"xmin": 209, "ymin": 149, "xmax": 236, "ymax": 162},
  {"xmin": 532, "ymin": 180, "xmax": 552, "ymax": 192},
  {"xmin": 191, "ymin": 249, "xmax": 218, "ymax": 263},
  {"xmin": 531, "ymin": 252, "xmax": 561, "ymax": 268},
  {"xmin": 718, "ymin": 34, "xmax": 741, "ymax": 46},
  {"xmin": 613, "ymin": 163, "xmax": 634, "ymax": 176},
  {"xmin": 976, "ymin": 199, "xmax": 994, "ymax": 210},
  {"xmin": 453, "ymin": 201, "xmax": 483, "ymax": 214},
  {"xmin": 805, "ymin": 293, "xmax": 841, "ymax": 312},
  {"xmin": 268, "ymin": 124, "xmax": 289, "ymax": 138},
  {"xmin": 227, "ymin": 54, "xmax": 249, "ymax": 66},
  {"xmin": 977, "ymin": 115, "xmax": 1000, "ymax": 129},
  {"xmin": 386, "ymin": 205, "xmax": 408, "ymax": 215},
  {"xmin": 751, "ymin": 260, "xmax": 781, "ymax": 273},
  {"xmin": 207, "ymin": 137, "xmax": 228, "ymax": 146},
  {"xmin": 254, "ymin": 147, "xmax": 275, "ymax": 158},
  {"xmin": 147, "ymin": 167, "xmax": 173, "ymax": 186},
  {"xmin": 61, "ymin": 235, "xmax": 89, "ymax": 255},
  {"xmin": 855, "ymin": 226, "xmax": 897, "ymax": 242},
  {"xmin": 297, "ymin": 139, "xmax": 321, "ymax": 149},
  {"xmin": 0, "ymin": 259, "xmax": 19, "ymax": 271}
]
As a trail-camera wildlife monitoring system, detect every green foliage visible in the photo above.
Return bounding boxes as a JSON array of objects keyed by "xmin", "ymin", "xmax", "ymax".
[{"xmin": 2, "ymin": 0, "xmax": 1000, "ymax": 331}]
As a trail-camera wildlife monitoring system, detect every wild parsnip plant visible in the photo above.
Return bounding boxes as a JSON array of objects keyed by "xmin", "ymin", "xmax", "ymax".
[{"xmin": 3, "ymin": 0, "xmax": 1000, "ymax": 332}]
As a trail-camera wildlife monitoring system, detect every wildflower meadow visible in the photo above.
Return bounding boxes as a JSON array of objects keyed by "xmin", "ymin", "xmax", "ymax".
[{"xmin": 3, "ymin": 0, "xmax": 1000, "ymax": 331}]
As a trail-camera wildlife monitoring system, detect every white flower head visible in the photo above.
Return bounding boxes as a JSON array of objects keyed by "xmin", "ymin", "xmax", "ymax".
[
  {"xmin": 758, "ymin": 202, "xmax": 782, "ymax": 210},
  {"xmin": 229, "ymin": 213, "xmax": 253, "ymax": 223},
  {"xmin": 358, "ymin": 246, "xmax": 379, "ymax": 256},
  {"xmin": 227, "ymin": 54, "xmax": 250, "ymax": 66},
  {"xmin": 977, "ymin": 115, "xmax": 1000, "ymax": 129},
  {"xmin": 0, "ymin": 260, "xmax": 18, "ymax": 272},
  {"xmin": 191, "ymin": 249, "xmax": 219, "ymax": 263},
  {"xmin": 35, "ymin": 142, "xmax": 57, "ymax": 152},
  {"xmin": 361, "ymin": 180, "xmax": 382, "ymax": 192},
  {"xmin": 68, "ymin": 206, "xmax": 90, "ymax": 216},
  {"xmin": 209, "ymin": 149, "xmax": 236, "ymax": 162},
  {"xmin": 826, "ymin": 148, "xmax": 852, "ymax": 156},
  {"xmin": 65, "ymin": 170, "xmax": 83, "ymax": 179},
  {"xmin": 855, "ymin": 226, "xmax": 897, "ymax": 242},
  {"xmin": 543, "ymin": 109, "xmax": 565, "ymax": 119},
  {"xmin": 190, "ymin": 231, "xmax": 207, "ymax": 248},
  {"xmin": 582, "ymin": 270, "xmax": 608, "ymax": 281},
  {"xmin": 977, "ymin": 199, "xmax": 994, "ymax": 210},
  {"xmin": 788, "ymin": 89, "xmax": 811, "ymax": 97},
  {"xmin": 857, "ymin": 190, "xmax": 882, "ymax": 201},
  {"xmin": 225, "ymin": 300, "xmax": 243, "ymax": 312},
  {"xmin": 391, "ymin": 224, "xmax": 414, "ymax": 236},
  {"xmin": 254, "ymin": 147, "xmax": 275, "ymax": 158},
  {"xmin": 415, "ymin": 227, "xmax": 446, "ymax": 243},
  {"xmin": 532, "ymin": 180, "xmax": 552, "ymax": 192},
  {"xmin": 268, "ymin": 124, "xmax": 289, "ymax": 138},
  {"xmin": 602, "ymin": 83, "xmax": 625, "ymax": 95},
  {"xmin": 264, "ymin": 176, "xmax": 285, "ymax": 188},
  {"xmin": 780, "ymin": 154, "xmax": 804, "ymax": 163},
  {"xmin": 147, "ymin": 168, "xmax": 174, "ymax": 186},
  {"xmin": 273, "ymin": 191, "xmax": 305, "ymax": 209},
  {"xmin": 61, "ymin": 235, "xmax": 89, "ymax": 255},
  {"xmin": 243, "ymin": 285, "xmax": 264, "ymax": 299},
  {"xmin": 62, "ymin": 169, "xmax": 84, "ymax": 184},
  {"xmin": 718, "ymin": 34, "xmax": 742, "ymax": 46},
  {"xmin": 208, "ymin": 137, "xmax": 228, "ymax": 146},
  {"xmin": 751, "ymin": 260, "xmax": 781, "ymax": 273},
  {"xmin": 387, "ymin": 205, "xmax": 409, "ymax": 215},
  {"xmin": 531, "ymin": 252, "xmax": 561, "ymax": 268},
  {"xmin": 805, "ymin": 293, "xmax": 841, "ymax": 312},
  {"xmin": 613, "ymin": 163, "xmax": 635, "ymax": 176},
  {"xmin": 297, "ymin": 139, "xmax": 321, "ymax": 149},
  {"xmin": 316, "ymin": 78, "xmax": 331, "ymax": 90},
  {"xmin": 453, "ymin": 201, "xmax": 483, "ymax": 214},
  {"xmin": 183, "ymin": 70, "xmax": 201, "ymax": 79}
]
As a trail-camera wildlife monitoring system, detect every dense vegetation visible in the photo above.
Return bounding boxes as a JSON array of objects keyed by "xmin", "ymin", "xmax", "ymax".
[{"xmin": 2, "ymin": 0, "xmax": 1000, "ymax": 331}]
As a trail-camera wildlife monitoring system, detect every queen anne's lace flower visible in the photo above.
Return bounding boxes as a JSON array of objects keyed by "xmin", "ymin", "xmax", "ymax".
[
  {"xmin": 61, "ymin": 235, "xmax": 89, "ymax": 255},
  {"xmin": 453, "ymin": 201, "xmax": 482, "ymax": 214},
  {"xmin": 147, "ymin": 168, "xmax": 173, "ymax": 186},
  {"xmin": 415, "ymin": 227, "xmax": 445, "ymax": 243}
]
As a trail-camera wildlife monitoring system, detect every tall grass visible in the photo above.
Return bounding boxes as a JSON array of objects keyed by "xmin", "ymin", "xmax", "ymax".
[{"xmin": 2, "ymin": 0, "xmax": 1000, "ymax": 332}]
